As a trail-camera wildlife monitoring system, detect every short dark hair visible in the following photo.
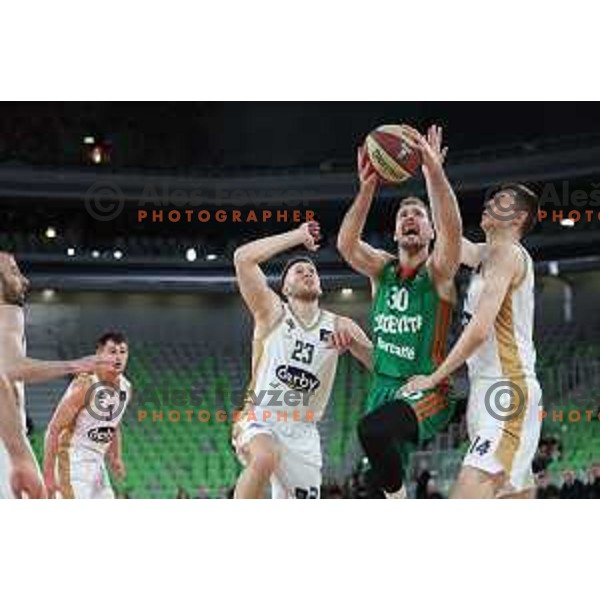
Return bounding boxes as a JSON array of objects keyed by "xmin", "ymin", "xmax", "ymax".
[
  {"xmin": 279, "ymin": 256, "xmax": 317, "ymax": 291},
  {"xmin": 495, "ymin": 183, "xmax": 539, "ymax": 236},
  {"xmin": 96, "ymin": 331, "xmax": 128, "ymax": 350},
  {"xmin": 396, "ymin": 196, "xmax": 431, "ymax": 219}
]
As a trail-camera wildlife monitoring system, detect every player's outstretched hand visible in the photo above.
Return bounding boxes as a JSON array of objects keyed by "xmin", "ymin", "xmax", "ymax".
[
  {"xmin": 11, "ymin": 455, "xmax": 47, "ymax": 499},
  {"xmin": 326, "ymin": 316, "xmax": 355, "ymax": 354},
  {"xmin": 400, "ymin": 125, "xmax": 447, "ymax": 176},
  {"xmin": 297, "ymin": 221, "xmax": 321, "ymax": 252},
  {"xmin": 401, "ymin": 373, "xmax": 436, "ymax": 395}
]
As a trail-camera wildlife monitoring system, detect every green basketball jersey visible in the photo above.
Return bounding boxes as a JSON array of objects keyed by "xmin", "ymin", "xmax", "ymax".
[{"xmin": 370, "ymin": 260, "xmax": 453, "ymax": 382}]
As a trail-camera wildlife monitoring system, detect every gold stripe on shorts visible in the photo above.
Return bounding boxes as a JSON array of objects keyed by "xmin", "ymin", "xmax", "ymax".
[
  {"xmin": 494, "ymin": 292, "xmax": 528, "ymax": 474},
  {"xmin": 57, "ymin": 428, "xmax": 75, "ymax": 499}
]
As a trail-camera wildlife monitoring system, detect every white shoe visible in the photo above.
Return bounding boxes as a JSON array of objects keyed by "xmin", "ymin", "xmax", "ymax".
[{"xmin": 384, "ymin": 486, "xmax": 407, "ymax": 499}]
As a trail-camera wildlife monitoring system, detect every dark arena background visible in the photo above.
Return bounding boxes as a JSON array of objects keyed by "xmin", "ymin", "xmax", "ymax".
[{"xmin": 2, "ymin": 101, "xmax": 600, "ymax": 499}]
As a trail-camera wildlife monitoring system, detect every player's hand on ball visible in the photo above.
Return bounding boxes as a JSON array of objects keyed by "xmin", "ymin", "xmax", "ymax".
[
  {"xmin": 357, "ymin": 145, "xmax": 379, "ymax": 192},
  {"xmin": 297, "ymin": 221, "xmax": 321, "ymax": 251},
  {"xmin": 400, "ymin": 125, "xmax": 446, "ymax": 176},
  {"xmin": 426, "ymin": 124, "xmax": 448, "ymax": 165},
  {"xmin": 11, "ymin": 455, "xmax": 47, "ymax": 499}
]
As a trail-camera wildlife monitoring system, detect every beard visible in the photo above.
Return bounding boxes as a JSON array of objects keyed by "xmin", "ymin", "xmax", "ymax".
[
  {"xmin": 398, "ymin": 237, "xmax": 428, "ymax": 253},
  {"xmin": 1, "ymin": 281, "xmax": 26, "ymax": 307},
  {"xmin": 289, "ymin": 288, "xmax": 321, "ymax": 302}
]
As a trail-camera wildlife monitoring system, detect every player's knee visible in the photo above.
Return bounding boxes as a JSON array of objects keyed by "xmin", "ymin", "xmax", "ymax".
[
  {"xmin": 451, "ymin": 466, "xmax": 500, "ymax": 499},
  {"xmin": 248, "ymin": 449, "xmax": 279, "ymax": 479}
]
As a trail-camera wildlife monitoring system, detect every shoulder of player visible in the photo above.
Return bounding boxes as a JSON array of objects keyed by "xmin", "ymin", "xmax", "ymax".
[
  {"xmin": 254, "ymin": 300, "xmax": 286, "ymax": 340},
  {"xmin": 373, "ymin": 253, "xmax": 397, "ymax": 276},
  {"xmin": 486, "ymin": 243, "xmax": 523, "ymax": 270},
  {"xmin": 484, "ymin": 243, "xmax": 526, "ymax": 288},
  {"xmin": 378, "ymin": 250, "xmax": 396, "ymax": 264},
  {"xmin": 120, "ymin": 375, "xmax": 133, "ymax": 390},
  {"xmin": 71, "ymin": 373, "xmax": 95, "ymax": 389}
]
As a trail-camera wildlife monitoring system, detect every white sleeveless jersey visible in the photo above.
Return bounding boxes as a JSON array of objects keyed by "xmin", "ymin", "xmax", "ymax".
[
  {"xmin": 248, "ymin": 303, "xmax": 339, "ymax": 421},
  {"xmin": 464, "ymin": 243, "xmax": 537, "ymax": 381},
  {"xmin": 65, "ymin": 373, "xmax": 132, "ymax": 454}
]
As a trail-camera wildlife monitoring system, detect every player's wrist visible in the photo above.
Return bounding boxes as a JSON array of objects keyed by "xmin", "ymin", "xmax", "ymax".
[
  {"xmin": 290, "ymin": 227, "xmax": 306, "ymax": 246},
  {"xmin": 7, "ymin": 441, "xmax": 35, "ymax": 463}
]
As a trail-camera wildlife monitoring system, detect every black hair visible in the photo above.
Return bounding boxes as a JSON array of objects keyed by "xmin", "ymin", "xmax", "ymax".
[
  {"xmin": 96, "ymin": 331, "xmax": 128, "ymax": 350},
  {"xmin": 279, "ymin": 256, "xmax": 317, "ymax": 292}
]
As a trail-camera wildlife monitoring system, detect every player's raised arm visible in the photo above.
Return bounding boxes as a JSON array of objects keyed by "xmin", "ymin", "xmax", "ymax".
[
  {"xmin": 402, "ymin": 243, "xmax": 521, "ymax": 393},
  {"xmin": 402, "ymin": 125, "xmax": 462, "ymax": 282},
  {"xmin": 3, "ymin": 354, "xmax": 109, "ymax": 384},
  {"xmin": 337, "ymin": 146, "xmax": 393, "ymax": 283},
  {"xmin": 43, "ymin": 377, "xmax": 88, "ymax": 497},
  {"xmin": 233, "ymin": 222, "xmax": 321, "ymax": 326}
]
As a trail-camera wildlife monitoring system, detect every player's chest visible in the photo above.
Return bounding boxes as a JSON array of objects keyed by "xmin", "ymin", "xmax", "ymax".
[{"xmin": 275, "ymin": 317, "xmax": 335, "ymax": 367}]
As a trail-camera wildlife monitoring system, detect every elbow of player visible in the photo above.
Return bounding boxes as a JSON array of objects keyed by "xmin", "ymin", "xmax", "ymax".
[
  {"xmin": 336, "ymin": 233, "xmax": 355, "ymax": 260},
  {"xmin": 233, "ymin": 248, "xmax": 250, "ymax": 269},
  {"xmin": 336, "ymin": 232, "xmax": 347, "ymax": 254}
]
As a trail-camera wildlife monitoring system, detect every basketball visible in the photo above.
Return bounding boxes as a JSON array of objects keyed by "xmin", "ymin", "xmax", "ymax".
[{"xmin": 364, "ymin": 124, "xmax": 422, "ymax": 184}]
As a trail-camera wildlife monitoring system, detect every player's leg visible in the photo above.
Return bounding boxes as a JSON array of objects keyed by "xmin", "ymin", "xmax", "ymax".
[
  {"xmin": 93, "ymin": 464, "xmax": 115, "ymax": 500},
  {"xmin": 271, "ymin": 460, "xmax": 321, "ymax": 499},
  {"xmin": 450, "ymin": 466, "xmax": 503, "ymax": 499},
  {"xmin": 270, "ymin": 424, "xmax": 321, "ymax": 499},
  {"xmin": 357, "ymin": 399, "xmax": 418, "ymax": 498},
  {"xmin": 234, "ymin": 433, "xmax": 281, "ymax": 499},
  {"xmin": 498, "ymin": 487, "xmax": 536, "ymax": 499},
  {"xmin": 454, "ymin": 378, "xmax": 542, "ymax": 499},
  {"xmin": 57, "ymin": 448, "xmax": 98, "ymax": 499}
]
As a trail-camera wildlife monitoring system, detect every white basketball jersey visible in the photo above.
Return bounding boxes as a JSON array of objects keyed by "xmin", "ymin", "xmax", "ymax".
[
  {"xmin": 248, "ymin": 303, "xmax": 338, "ymax": 421},
  {"xmin": 464, "ymin": 243, "xmax": 537, "ymax": 380},
  {"xmin": 64, "ymin": 373, "xmax": 132, "ymax": 454}
]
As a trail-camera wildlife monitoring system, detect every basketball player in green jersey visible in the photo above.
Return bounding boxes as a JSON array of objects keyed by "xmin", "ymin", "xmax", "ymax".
[{"xmin": 337, "ymin": 125, "xmax": 462, "ymax": 498}]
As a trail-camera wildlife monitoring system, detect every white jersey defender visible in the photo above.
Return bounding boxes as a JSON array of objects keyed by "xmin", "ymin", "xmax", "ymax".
[
  {"xmin": 57, "ymin": 373, "xmax": 132, "ymax": 499},
  {"xmin": 463, "ymin": 243, "xmax": 542, "ymax": 495},
  {"xmin": 234, "ymin": 302, "xmax": 339, "ymax": 499}
]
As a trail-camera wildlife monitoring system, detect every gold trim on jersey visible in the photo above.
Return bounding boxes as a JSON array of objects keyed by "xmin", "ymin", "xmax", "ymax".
[
  {"xmin": 233, "ymin": 304, "xmax": 286, "ymax": 438},
  {"xmin": 57, "ymin": 426, "xmax": 75, "ymax": 499},
  {"xmin": 286, "ymin": 303, "xmax": 324, "ymax": 332},
  {"xmin": 494, "ymin": 292, "xmax": 528, "ymax": 475},
  {"xmin": 510, "ymin": 244, "xmax": 529, "ymax": 291}
]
